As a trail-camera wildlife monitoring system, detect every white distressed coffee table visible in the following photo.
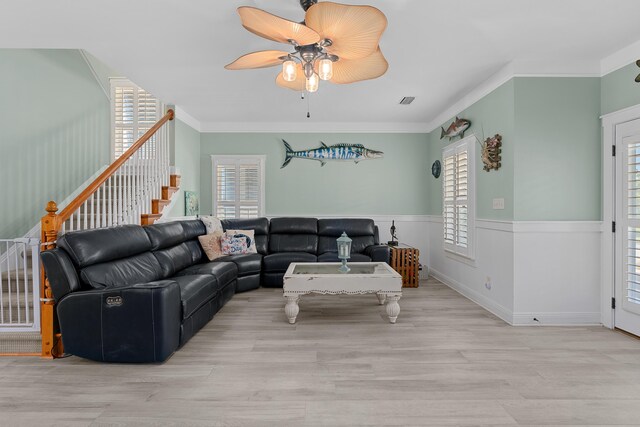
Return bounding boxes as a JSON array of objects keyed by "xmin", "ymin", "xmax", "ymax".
[{"xmin": 282, "ymin": 262, "xmax": 402, "ymax": 324}]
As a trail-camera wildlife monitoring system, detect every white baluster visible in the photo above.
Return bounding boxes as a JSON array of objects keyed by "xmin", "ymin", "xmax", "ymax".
[
  {"xmin": 108, "ymin": 176, "xmax": 113, "ymax": 226},
  {"xmin": 6, "ymin": 241, "xmax": 12, "ymax": 324},
  {"xmin": 117, "ymin": 168, "xmax": 123, "ymax": 224},
  {"xmin": 90, "ymin": 193, "xmax": 95, "ymax": 230},
  {"xmin": 14, "ymin": 242, "xmax": 21, "ymax": 323},
  {"xmin": 83, "ymin": 200, "xmax": 88, "ymax": 230}
]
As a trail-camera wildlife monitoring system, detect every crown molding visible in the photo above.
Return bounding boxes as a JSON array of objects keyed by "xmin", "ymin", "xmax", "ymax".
[
  {"xmin": 424, "ymin": 60, "xmax": 602, "ymax": 133},
  {"xmin": 174, "ymin": 106, "xmax": 202, "ymax": 132},
  {"xmin": 198, "ymin": 121, "xmax": 431, "ymax": 133},
  {"xmin": 425, "ymin": 63, "xmax": 515, "ymax": 133},
  {"xmin": 601, "ymin": 38, "xmax": 640, "ymax": 76}
]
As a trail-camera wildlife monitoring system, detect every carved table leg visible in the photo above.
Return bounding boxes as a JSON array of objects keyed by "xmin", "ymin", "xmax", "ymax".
[
  {"xmin": 285, "ymin": 295, "xmax": 300, "ymax": 324},
  {"xmin": 376, "ymin": 293, "xmax": 387, "ymax": 305},
  {"xmin": 385, "ymin": 295, "xmax": 401, "ymax": 323}
]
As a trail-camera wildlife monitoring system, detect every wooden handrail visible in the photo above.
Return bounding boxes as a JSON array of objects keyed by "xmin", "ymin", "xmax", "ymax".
[{"xmin": 57, "ymin": 108, "xmax": 175, "ymax": 223}]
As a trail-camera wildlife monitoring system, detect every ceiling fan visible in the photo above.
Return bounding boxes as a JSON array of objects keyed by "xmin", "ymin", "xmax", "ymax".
[
  {"xmin": 636, "ymin": 60, "xmax": 640, "ymax": 83},
  {"xmin": 225, "ymin": 0, "xmax": 388, "ymax": 94}
]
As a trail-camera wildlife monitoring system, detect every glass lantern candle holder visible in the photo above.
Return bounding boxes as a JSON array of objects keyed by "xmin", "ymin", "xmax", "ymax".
[{"xmin": 336, "ymin": 232, "xmax": 352, "ymax": 273}]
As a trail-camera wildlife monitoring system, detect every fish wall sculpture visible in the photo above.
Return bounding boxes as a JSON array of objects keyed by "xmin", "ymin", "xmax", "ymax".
[
  {"xmin": 440, "ymin": 117, "xmax": 471, "ymax": 140},
  {"xmin": 281, "ymin": 140, "xmax": 384, "ymax": 168}
]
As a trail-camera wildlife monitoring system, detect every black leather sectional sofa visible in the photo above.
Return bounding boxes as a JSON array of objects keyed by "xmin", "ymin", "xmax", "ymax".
[{"xmin": 41, "ymin": 217, "xmax": 389, "ymax": 363}]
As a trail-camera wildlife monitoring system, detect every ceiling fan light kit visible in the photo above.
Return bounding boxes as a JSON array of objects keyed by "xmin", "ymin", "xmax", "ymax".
[{"xmin": 225, "ymin": 0, "xmax": 388, "ymax": 98}]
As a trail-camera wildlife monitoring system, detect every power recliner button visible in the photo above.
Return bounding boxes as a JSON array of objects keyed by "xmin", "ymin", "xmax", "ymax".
[{"xmin": 106, "ymin": 296, "xmax": 123, "ymax": 306}]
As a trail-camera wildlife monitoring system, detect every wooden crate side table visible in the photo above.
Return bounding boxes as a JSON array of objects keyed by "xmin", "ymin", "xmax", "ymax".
[{"xmin": 390, "ymin": 245, "xmax": 420, "ymax": 288}]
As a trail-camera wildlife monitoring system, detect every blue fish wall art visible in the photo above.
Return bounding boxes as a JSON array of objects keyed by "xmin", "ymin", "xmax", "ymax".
[{"xmin": 281, "ymin": 140, "xmax": 384, "ymax": 168}]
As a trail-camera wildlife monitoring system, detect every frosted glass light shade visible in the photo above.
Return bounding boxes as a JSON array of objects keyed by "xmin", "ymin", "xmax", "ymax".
[
  {"xmin": 318, "ymin": 58, "xmax": 333, "ymax": 81},
  {"xmin": 276, "ymin": 63, "xmax": 305, "ymax": 91},
  {"xmin": 306, "ymin": 73, "xmax": 319, "ymax": 93},
  {"xmin": 282, "ymin": 60, "xmax": 297, "ymax": 82}
]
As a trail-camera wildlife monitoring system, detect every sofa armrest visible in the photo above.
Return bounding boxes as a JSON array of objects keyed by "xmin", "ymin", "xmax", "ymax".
[
  {"xmin": 57, "ymin": 280, "xmax": 181, "ymax": 363},
  {"xmin": 364, "ymin": 244, "xmax": 390, "ymax": 263}
]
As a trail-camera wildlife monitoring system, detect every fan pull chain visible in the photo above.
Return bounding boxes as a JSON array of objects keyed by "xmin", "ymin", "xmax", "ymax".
[{"xmin": 307, "ymin": 91, "xmax": 311, "ymax": 118}]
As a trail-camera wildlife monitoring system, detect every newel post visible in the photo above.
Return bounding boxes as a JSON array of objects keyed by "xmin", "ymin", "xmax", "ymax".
[{"xmin": 40, "ymin": 201, "xmax": 63, "ymax": 358}]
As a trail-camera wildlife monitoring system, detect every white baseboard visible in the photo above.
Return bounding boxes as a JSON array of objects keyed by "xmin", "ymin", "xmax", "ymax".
[
  {"xmin": 511, "ymin": 312, "xmax": 601, "ymax": 326},
  {"xmin": 429, "ymin": 267, "xmax": 514, "ymax": 325}
]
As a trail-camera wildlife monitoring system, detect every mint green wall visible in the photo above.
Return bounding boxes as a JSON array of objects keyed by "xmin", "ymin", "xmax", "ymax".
[
  {"xmin": 601, "ymin": 62, "xmax": 640, "ymax": 115},
  {"xmin": 170, "ymin": 119, "xmax": 201, "ymax": 217},
  {"xmin": 0, "ymin": 49, "xmax": 109, "ymax": 238},
  {"xmin": 514, "ymin": 77, "xmax": 601, "ymax": 221},
  {"xmin": 427, "ymin": 80, "xmax": 516, "ymax": 220},
  {"xmin": 199, "ymin": 133, "xmax": 429, "ymax": 216}
]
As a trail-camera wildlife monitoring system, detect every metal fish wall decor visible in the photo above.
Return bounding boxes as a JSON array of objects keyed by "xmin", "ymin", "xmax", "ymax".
[
  {"xmin": 280, "ymin": 140, "xmax": 384, "ymax": 168},
  {"xmin": 440, "ymin": 117, "xmax": 471, "ymax": 140}
]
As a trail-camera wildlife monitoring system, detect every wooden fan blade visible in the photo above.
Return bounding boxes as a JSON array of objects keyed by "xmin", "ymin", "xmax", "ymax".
[
  {"xmin": 330, "ymin": 47, "xmax": 388, "ymax": 84},
  {"xmin": 636, "ymin": 73, "xmax": 640, "ymax": 83},
  {"xmin": 238, "ymin": 7, "xmax": 320, "ymax": 46},
  {"xmin": 276, "ymin": 63, "xmax": 306, "ymax": 91},
  {"xmin": 305, "ymin": 2, "xmax": 387, "ymax": 60},
  {"xmin": 225, "ymin": 50, "xmax": 290, "ymax": 70},
  {"xmin": 636, "ymin": 59, "xmax": 640, "ymax": 67}
]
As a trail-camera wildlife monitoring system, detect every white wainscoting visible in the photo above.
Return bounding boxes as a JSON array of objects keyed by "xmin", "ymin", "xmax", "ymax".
[
  {"xmin": 426, "ymin": 215, "xmax": 602, "ymax": 326},
  {"xmin": 427, "ymin": 216, "xmax": 515, "ymax": 324},
  {"xmin": 512, "ymin": 221, "xmax": 601, "ymax": 325}
]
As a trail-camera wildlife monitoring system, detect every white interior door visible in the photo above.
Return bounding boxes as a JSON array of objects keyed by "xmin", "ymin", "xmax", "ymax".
[{"xmin": 615, "ymin": 118, "xmax": 640, "ymax": 337}]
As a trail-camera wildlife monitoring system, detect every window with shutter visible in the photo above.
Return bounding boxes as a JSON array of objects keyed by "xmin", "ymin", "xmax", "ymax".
[
  {"xmin": 111, "ymin": 79, "xmax": 160, "ymax": 160},
  {"xmin": 442, "ymin": 134, "xmax": 475, "ymax": 259},
  {"xmin": 212, "ymin": 155, "xmax": 265, "ymax": 219}
]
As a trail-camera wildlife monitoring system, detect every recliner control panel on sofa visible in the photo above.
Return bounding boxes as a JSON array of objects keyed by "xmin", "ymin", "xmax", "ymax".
[{"xmin": 41, "ymin": 217, "xmax": 389, "ymax": 363}]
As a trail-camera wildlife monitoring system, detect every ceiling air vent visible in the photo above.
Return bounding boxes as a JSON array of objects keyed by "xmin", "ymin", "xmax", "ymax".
[{"xmin": 399, "ymin": 97, "xmax": 415, "ymax": 105}]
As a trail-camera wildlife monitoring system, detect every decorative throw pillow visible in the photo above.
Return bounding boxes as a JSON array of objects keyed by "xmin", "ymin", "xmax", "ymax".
[
  {"xmin": 198, "ymin": 231, "xmax": 224, "ymax": 261},
  {"xmin": 200, "ymin": 216, "xmax": 223, "ymax": 234},
  {"xmin": 221, "ymin": 234, "xmax": 249, "ymax": 255},
  {"xmin": 224, "ymin": 229, "xmax": 257, "ymax": 253}
]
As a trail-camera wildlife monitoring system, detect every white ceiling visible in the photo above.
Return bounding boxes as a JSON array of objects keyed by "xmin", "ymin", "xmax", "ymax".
[{"xmin": 2, "ymin": 0, "xmax": 640, "ymax": 132}]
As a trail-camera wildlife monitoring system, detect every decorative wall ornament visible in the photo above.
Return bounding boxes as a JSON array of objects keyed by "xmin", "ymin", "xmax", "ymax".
[
  {"xmin": 280, "ymin": 139, "xmax": 383, "ymax": 168},
  {"xmin": 635, "ymin": 59, "xmax": 640, "ymax": 83},
  {"xmin": 480, "ymin": 134, "xmax": 502, "ymax": 172},
  {"xmin": 440, "ymin": 117, "xmax": 471, "ymax": 140},
  {"xmin": 185, "ymin": 191, "xmax": 199, "ymax": 216},
  {"xmin": 431, "ymin": 160, "xmax": 441, "ymax": 178}
]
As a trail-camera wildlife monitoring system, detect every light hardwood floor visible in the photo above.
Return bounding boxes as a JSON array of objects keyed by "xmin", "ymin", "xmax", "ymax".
[{"xmin": 2, "ymin": 278, "xmax": 640, "ymax": 426}]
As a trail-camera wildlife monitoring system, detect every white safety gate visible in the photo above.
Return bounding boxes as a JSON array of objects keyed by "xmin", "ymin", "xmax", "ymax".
[{"xmin": 0, "ymin": 238, "xmax": 40, "ymax": 331}]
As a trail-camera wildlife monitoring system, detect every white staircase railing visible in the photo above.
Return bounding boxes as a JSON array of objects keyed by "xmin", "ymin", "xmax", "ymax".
[
  {"xmin": 0, "ymin": 238, "xmax": 40, "ymax": 331},
  {"xmin": 61, "ymin": 119, "xmax": 171, "ymax": 233}
]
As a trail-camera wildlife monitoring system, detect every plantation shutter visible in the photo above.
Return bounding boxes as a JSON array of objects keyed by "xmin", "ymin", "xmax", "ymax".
[
  {"xmin": 443, "ymin": 136, "xmax": 474, "ymax": 258},
  {"xmin": 213, "ymin": 156, "xmax": 264, "ymax": 219},
  {"xmin": 112, "ymin": 80, "xmax": 160, "ymax": 159}
]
